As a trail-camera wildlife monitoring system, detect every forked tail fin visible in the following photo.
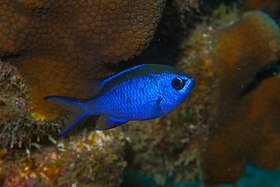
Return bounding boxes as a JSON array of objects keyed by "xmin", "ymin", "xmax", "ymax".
[{"xmin": 44, "ymin": 95, "xmax": 92, "ymax": 136}]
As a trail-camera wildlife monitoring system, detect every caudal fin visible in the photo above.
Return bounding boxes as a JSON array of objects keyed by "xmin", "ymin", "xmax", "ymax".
[{"xmin": 44, "ymin": 95, "xmax": 91, "ymax": 136}]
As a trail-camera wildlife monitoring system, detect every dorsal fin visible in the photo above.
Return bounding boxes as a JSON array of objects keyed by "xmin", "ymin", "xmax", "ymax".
[{"xmin": 98, "ymin": 64, "xmax": 146, "ymax": 89}]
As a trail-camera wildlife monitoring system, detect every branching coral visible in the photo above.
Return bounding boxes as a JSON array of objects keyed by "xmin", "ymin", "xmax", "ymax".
[{"xmin": 0, "ymin": 0, "xmax": 166, "ymax": 119}]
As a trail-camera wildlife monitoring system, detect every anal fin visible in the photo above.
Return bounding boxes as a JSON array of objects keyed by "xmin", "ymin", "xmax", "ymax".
[{"xmin": 95, "ymin": 116, "xmax": 127, "ymax": 131}]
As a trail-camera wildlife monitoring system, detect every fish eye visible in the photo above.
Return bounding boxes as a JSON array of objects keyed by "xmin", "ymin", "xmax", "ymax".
[{"xmin": 171, "ymin": 78, "xmax": 185, "ymax": 90}]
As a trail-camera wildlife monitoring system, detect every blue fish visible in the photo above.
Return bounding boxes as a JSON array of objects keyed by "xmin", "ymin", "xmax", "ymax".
[{"xmin": 45, "ymin": 64, "xmax": 195, "ymax": 135}]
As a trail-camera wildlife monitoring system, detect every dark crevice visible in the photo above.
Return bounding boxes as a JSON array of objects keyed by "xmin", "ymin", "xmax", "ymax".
[
  {"xmin": 240, "ymin": 61, "xmax": 280, "ymax": 98},
  {"xmin": 119, "ymin": 0, "xmax": 185, "ymax": 70},
  {"xmin": 1, "ymin": 52, "xmax": 21, "ymax": 62},
  {"xmin": 118, "ymin": 0, "xmax": 239, "ymax": 72},
  {"xmin": 31, "ymin": 7, "xmax": 50, "ymax": 17},
  {"xmin": 1, "ymin": 48, "xmax": 32, "ymax": 62}
]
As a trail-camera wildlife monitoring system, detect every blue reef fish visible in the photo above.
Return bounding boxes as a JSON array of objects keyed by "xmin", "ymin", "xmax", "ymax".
[{"xmin": 45, "ymin": 64, "xmax": 195, "ymax": 135}]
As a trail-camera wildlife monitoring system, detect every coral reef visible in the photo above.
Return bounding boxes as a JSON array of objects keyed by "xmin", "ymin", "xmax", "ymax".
[
  {"xmin": 122, "ymin": 4, "xmax": 239, "ymax": 185},
  {"xmin": 0, "ymin": 60, "xmax": 126, "ymax": 186},
  {"xmin": 0, "ymin": 61, "xmax": 62, "ymax": 147},
  {"xmin": 0, "ymin": 130, "xmax": 126, "ymax": 187},
  {"xmin": 0, "ymin": 1, "xmax": 206, "ymax": 186},
  {"xmin": 0, "ymin": 0, "xmax": 166, "ymax": 119},
  {"xmin": 124, "ymin": 105, "xmax": 204, "ymax": 185},
  {"xmin": 1, "ymin": 1, "xmax": 280, "ymax": 187},
  {"xmin": 17, "ymin": 4, "xmax": 276, "ymax": 186},
  {"xmin": 172, "ymin": 5, "xmax": 280, "ymax": 185},
  {"xmin": 202, "ymin": 10, "xmax": 280, "ymax": 184}
]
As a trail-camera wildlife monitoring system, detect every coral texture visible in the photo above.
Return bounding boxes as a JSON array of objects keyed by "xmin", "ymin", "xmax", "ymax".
[
  {"xmin": 0, "ymin": 130, "xmax": 126, "ymax": 186},
  {"xmin": 202, "ymin": 10, "xmax": 280, "ymax": 184},
  {"xmin": 122, "ymin": 7, "xmax": 280, "ymax": 186},
  {"xmin": 0, "ymin": 0, "xmax": 166, "ymax": 119},
  {"xmin": 0, "ymin": 60, "xmax": 126, "ymax": 186},
  {"xmin": 124, "ymin": 5, "xmax": 238, "ymax": 185},
  {"xmin": 125, "ymin": 106, "xmax": 204, "ymax": 185},
  {"xmin": 0, "ymin": 61, "xmax": 62, "ymax": 147}
]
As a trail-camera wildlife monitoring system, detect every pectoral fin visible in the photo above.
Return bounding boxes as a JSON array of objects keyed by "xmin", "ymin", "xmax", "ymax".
[
  {"xmin": 141, "ymin": 97, "xmax": 164, "ymax": 118},
  {"xmin": 95, "ymin": 116, "xmax": 127, "ymax": 130}
]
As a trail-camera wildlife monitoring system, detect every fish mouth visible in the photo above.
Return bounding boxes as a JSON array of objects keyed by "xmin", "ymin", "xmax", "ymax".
[{"xmin": 186, "ymin": 78, "xmax": 196, "ymax": 92}]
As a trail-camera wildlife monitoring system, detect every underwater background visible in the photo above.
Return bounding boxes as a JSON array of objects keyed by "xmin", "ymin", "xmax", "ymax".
[{"xmin": 0, "ymin": 0, "xmax": 280, "ymax": 186}]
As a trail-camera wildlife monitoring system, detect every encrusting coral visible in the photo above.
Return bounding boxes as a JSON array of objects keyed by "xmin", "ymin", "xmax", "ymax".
[
  {"xmin": 0, "ymin": 78, "xmax": 127, "ymax": 186},
  {"xmin": 123, "ymin": 4, "xmax": 239, "ymax": 185},
  {"xmin": 124, "ymin": 105, "xmax": 204, "ymax": 185},
  {"xmin": 122, "ymin": 4, "xmax": 238, "ymax": 186},
  {"xmin": 0, "ymin": 130, "xmax": 126, "ymax": 187},
  {"xmin": 170, "ymin": 5, "xmax": 280, "ymax": 185},
  {"xmin": 203, "ymin": 75, "xmax": 280, "ymax": 185},
  {"xmin": 0, "ymin": 61, "xmax": 62, "ymax": 148},
  {"xmin": 0, "ymin": 0, "xmax": 166, "ymax": 120},
  {"xmin": 201, "ymin": 10, "xmax": 280, "ymax": 184},
  {"xmin": 213, "ymin": 10, "xmax": 280, "ymax": 108}
]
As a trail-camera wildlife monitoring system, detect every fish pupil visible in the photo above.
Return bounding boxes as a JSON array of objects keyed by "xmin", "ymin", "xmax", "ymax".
[{"xmin": 172, "ymin": 78, "xmax": 185, "ymax": 90}]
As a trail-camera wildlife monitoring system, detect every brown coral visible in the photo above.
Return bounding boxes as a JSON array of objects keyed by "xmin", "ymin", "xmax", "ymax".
[
  {"xmin": 202, "ymin": 11, "xmax": 280, "ymax": 184},
  {"xmin": 123, "ymin": 5, "xmax": 239, "ymax": 185},
  {"xmin": 0, "ymin": 0, "xmax": 166, "ymax": 119},
  {"xmin": 0, "ymin": 59, "xmax": 126, "ymax": 185},
  {"xmin": 213, "ymin": 10, "xmax": 280, "ymax": 107}
]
